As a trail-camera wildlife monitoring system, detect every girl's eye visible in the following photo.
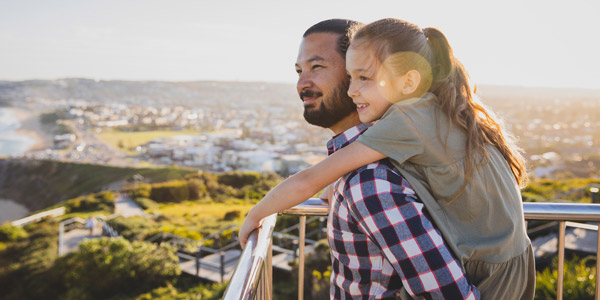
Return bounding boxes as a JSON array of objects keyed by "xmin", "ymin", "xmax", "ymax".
[
  {"xmin": 359, "ymin": 76, "xmax": 369, "ymax": 81},
  {"xmin": 296, "ymin": 69, "xmax": 302, "ymax": 75}
]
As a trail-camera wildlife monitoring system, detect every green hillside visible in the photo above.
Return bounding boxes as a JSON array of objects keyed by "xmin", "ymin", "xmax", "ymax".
[{"xmin": 0, "ymin": 158, "xmax": 197, "ymax": 211}]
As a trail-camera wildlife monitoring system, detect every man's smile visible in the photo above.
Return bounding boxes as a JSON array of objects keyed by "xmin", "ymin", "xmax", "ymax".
[{"xmin": 300, "ymin": 89, "xmax": 323, "ymax": 106}]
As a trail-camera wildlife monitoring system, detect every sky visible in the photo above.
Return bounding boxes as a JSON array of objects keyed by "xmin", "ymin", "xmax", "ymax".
[{"xmin": 1, "ymin": 0, "xmax": 599, "ymax": 89}]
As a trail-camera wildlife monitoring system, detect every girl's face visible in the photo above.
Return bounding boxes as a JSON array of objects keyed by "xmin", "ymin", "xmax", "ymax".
[{"xmin": 346, "ymin": 46, "xmax": 399, "ymax": 123}]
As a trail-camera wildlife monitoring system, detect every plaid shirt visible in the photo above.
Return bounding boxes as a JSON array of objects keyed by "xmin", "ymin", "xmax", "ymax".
[{"xmin": 327, "ymin": 124, "xmax": 479, "ymax": 300}]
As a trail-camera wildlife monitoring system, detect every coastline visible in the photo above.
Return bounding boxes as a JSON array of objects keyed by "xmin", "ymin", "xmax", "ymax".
[{"xmin": 9, "ymin": 107, "xmax": 53, "ymax": 152}]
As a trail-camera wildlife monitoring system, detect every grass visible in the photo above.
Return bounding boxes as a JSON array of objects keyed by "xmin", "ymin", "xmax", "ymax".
[
  {"xmin": 149, "ymin": 201, "xmax": 254, "ymax": 235},
  {"xmin": 98, "ymin": 129, "xmax": 200, "ymax": 155}
]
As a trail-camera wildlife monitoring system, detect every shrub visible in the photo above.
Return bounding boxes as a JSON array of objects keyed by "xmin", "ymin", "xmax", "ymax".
[
  {"xmin": 535, "ymin": 255, "xmax": 596, "ymax": 300},
  {"xmin": 218, "ymin": 171, "xmax": 261, "ymax": 188},
  {"xmin": 53, "ymin": 237, "xmax": 180, "ymax": 299},
  {"xmin": 187, "ymin": 178, "xmax": 207, "ymax": 200},
  {"xmin": 0, "ymin": 224, "xmax": 28, "ymax": 242},
  {"xmin": 134, "ymin": 197, "xmax": 159, "ymax": 210},
  {"xmin": 65, "ymin": 191, "xmax": 115, "ymax": 213},
  {"xmin": 107, "ymin": 216, "xmax": 157, "ymax": 241},
  {"xmin": 150, "ymin": 180, "xmax": 189, "ymax": 202},
  {"xmin": 222, "ymin": 210, "xmax": 241, "ymax": 221},
  {"xmin": 0, "ymin": 220, "xmax": 59, "ymax": 299},
  {"xmin": 129, "ymin": 183, "xmax": 152, "ymax": 199}
]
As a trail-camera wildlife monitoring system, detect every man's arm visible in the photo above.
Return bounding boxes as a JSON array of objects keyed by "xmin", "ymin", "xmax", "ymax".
[{"xmin": 343, "ymin": 166, "xmax": 480, "ymax": 300}]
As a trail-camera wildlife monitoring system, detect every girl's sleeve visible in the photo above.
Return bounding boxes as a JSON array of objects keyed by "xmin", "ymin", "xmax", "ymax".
[{"xmin": 356, "ymin": 105, "xmax": 424, "ymax": 165}]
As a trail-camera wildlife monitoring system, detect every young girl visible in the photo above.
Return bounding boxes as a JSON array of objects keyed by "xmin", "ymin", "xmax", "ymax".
[{"xmin": 241, "ymin": 18, "xmax": 535, "ymax": 299}]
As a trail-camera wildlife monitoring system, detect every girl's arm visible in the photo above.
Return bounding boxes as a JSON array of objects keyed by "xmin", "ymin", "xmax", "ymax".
[{"xmin": 239, "ymin": 141, "xmax": 385, "ymax": 248}]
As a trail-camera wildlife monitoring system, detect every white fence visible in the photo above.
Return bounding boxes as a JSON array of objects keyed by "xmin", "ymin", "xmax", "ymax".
[{"xmin": 11, "ymin": 206, "xmax": 66, "ymax": 226}]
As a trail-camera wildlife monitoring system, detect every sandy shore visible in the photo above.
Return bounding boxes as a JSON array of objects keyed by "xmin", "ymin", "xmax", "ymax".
[{"xmin": 8, "ymin": 107, "xmax": 53, "ymax": 152}]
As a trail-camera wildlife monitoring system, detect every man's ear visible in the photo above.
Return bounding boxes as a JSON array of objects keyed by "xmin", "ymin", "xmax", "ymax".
[{"xmin": 397, "ymin": 70, "xmax": 422, "ymax": 95}]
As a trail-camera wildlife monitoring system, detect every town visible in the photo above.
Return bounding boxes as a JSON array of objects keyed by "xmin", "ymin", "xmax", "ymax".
[{"xmin": 4, "ymin": 79, "xmax": 600, "ymax": 179}]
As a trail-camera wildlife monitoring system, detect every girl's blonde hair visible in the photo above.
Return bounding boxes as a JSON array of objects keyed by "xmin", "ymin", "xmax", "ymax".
[{"xmin": 352, "ymin": 18, "xmax": 528, "ymax": 187}]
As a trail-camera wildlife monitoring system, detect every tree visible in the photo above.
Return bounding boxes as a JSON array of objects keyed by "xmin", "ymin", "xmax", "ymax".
[{"xmin": 52, "ymin": 237, "xmax": 180, "ymax": 299}]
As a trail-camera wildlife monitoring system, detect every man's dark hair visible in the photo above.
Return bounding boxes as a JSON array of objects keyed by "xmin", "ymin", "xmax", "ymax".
[{"xmin": 303, "ymin": 19, "xmax": 364, "ymax": 58}]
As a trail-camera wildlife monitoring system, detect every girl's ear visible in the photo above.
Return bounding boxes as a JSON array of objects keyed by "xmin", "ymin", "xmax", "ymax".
[{"xmin": 397, "ymin": 70, "xmax": 422, "ymax": 95}]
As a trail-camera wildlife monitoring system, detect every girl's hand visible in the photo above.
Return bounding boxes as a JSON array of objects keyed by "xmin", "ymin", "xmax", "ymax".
[{"xmin": 238, "ymin": 212, "xmax": 262, "ymax": 249}]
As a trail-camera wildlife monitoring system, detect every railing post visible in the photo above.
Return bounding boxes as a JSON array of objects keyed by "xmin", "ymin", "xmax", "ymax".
[
  {"xmin": 293, "ymin": 239, "xmax": 298, "ymax": 261},
  {"xmin": 596, "ymin": 222, "xmax": 600, "ymax": 300},
  {"xmin": 298, "ymin": 215, "xmax": 306, "ymax": 300},
  {"xmin": 220, "ymin": 251, "xmax": 225, "ymax": 283},
  {"xmin": 557, "ymin": 221, "xmax": 566, "ymax": 300},
  {"xmin": 58, "ymin": 222, "xmax": 64, "ymax": 256},
  {"xmin": 258, "ymin": 240, "xmax": 273, "ymax": 300},
  {"xmin": 318, "ymin": 217, "xmax": 325, "ymax": 240},
  {"xmin": 591, "ymin": 187, "xmax": 599, "ymax": 204},
  {"xmin": 196, "ymin": 248, "xmax": 201, "ymax": 277}
]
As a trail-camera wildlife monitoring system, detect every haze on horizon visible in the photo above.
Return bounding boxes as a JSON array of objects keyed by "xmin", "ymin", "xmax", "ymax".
[{"xmin": 1, "ymin": 0, "xmax": 599, "ymax": 90}]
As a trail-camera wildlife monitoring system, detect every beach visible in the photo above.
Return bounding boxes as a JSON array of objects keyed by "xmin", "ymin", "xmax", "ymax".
[{"xmin": 7, "ymin": 107, "xmax": 53, "ymax": 152}]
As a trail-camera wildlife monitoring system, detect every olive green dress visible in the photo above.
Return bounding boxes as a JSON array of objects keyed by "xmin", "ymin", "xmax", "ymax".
[{"xmin": 357, "ymin": 93, "xmax": 535, "ymax": 300}]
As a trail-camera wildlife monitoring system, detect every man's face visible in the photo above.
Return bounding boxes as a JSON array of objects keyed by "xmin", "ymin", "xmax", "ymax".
[{"xmin": 295, "ymin": 33, "xmax": 356, "ymax": 128}]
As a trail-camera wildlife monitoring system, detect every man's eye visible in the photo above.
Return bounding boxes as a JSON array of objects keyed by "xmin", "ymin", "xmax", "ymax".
[{"xmin": 312, "ymin": 65, "xmax": 323, "ymax": 70}]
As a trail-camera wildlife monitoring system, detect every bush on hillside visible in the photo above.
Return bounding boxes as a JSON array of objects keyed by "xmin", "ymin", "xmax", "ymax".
[
  {"xmin": 218, "ymin": 171, "xmax": 262, "ymax": 188},
  {"xmin": 107, "ymin": 216, "xmax": 157, "ymax": 241},
  {"xmin": 150, "ymin": 180, "xmax": 189, "ymax": 202},
  {"xmin": 149, "ymin": 180, "xmax": 190, "ymax": 202},
  {"xmin": 128, "ymin": 183, "xmax": 152, "ymax": 199},
  {"xmin": 535, "ymin": 255, "xmax": 595, "ymax": 300},
  {"xmin": 187, "ymin": 178, "xmax": 207, "ymax": 200},
  {"xmin": 66, "ymin": 191, "xmax": 115, "ymax": 213},
  {"xmin": 0, "ymin": 220, "xmax": 59, "ymax": 299},
  {"xmin": 0, "ymin": 224, "xmax": 28, "ymax": 242},
  {"xmin": 52, "ymin": 237, "xmax": 180, "ymax": 299},
  {"xmin": 134, "ymin": 197, "xmax": 159, "ymax": 210}
]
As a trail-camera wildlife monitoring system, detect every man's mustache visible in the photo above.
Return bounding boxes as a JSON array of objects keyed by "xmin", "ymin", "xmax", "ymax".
[{"xmin": 300, "ymin": 89, "xmax": 323, "ymax": 101}]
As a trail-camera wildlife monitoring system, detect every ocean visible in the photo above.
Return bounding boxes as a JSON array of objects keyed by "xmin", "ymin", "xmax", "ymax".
[
  {"xmin": 0, "ymin": 199, "xmax": 30, "ymax": 224},
  {"xmin": 0, "ymin": 108, "xmax": 36, "ymax": 156}
]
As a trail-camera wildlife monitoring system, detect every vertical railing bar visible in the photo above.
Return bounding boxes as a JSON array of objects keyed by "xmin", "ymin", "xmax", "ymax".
[
  {"xmin": 220, "ymin": 251, "xmax": 225, "ymax": 283},
  {"xmin": 266, "ymin": 240, "xmax": 273, "ymax": 300},
  {"xmin": 596, "ymin": 222, "xmax": 600, "ymax": 300},
  {"xmin": 58, "ymin": 222, "xmax": 64, "ymax": 256},
  {"xmin": 557, "ymin": 221, "xmax": 566, "ymax": 300},
  {"xmin": 257, "ymin": 263, "xmax": 265, "ymax": 300},
  {"xmin": 298, "ymin": 215, "xmax": 306, "ymax": 300}
]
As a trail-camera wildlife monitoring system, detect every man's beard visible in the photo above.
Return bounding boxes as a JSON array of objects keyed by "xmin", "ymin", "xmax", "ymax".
[{"xmin": 302, "ymin": 80, "xmax": 356, "ymax": 128}]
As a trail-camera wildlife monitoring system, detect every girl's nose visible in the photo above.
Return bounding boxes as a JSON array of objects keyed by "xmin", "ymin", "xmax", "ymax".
[{"xmin": 347, "ymin": 81, "xmax": 359, "ymax": 99}]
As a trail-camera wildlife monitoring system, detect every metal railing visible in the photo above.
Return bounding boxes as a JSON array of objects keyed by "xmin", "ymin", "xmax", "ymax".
[
  {"xmin": 223, "ymin": 199, "xmax": 600, "ymax": 300},
  {"xmin": 12, "ymin": 206, "xmax": 66, "ymax": 227},
  {"xmin": 223, "ymin": 213, "xmax": 278, "ymax": 300},
  {"xmin": 58, "ymin": 215, "xmax": 120, "ymax": 255}
]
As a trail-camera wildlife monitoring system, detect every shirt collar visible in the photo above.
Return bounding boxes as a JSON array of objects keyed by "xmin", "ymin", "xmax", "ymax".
[{"xmin": 326, "ymin": 123, "xmax": 372, "ymax": 155}]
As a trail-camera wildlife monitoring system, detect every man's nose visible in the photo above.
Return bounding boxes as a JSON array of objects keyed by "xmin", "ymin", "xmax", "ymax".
[{"xmin": 296, "ymin": 72, "xmax": 312, "ymax": 94}]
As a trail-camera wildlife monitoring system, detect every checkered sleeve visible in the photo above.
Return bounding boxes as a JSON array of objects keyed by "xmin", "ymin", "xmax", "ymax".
[{"xmin": 343, "ymin": 166, "xmax": 480, "ymax": 300}]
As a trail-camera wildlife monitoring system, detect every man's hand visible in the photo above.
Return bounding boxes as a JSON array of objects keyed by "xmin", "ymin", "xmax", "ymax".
[
  {"xmin": 319, "ymin": 183, "xmax": 334, "ymax": 204},
  {"xmin": 238, "ymin": 211, "xmax": 262, "ymax": 249}
]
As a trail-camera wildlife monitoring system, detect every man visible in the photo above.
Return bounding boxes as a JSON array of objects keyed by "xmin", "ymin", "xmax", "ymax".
[{"xmin": 295, "ymin": 19, "xmax": 479, "ymax": 299}]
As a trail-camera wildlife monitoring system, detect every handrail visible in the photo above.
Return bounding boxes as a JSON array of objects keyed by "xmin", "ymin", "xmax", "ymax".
[
  {"xmin": 224, "ymin": 199, "xmax": 600, "ymax": 300},
  {"xmin": 222, "ymin": 213, "xmax": 277, "ymax": 300},
  {"xmin": 11, "ymin": 206, "xmax": 66, "ymax": 227},
  {"xmin": 523, "ymin": 202, "xmax": 600, "ymax": 221},
  {"xmin": 281, "ymin": 198, "xmax": 329, "ymax": 216}
]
